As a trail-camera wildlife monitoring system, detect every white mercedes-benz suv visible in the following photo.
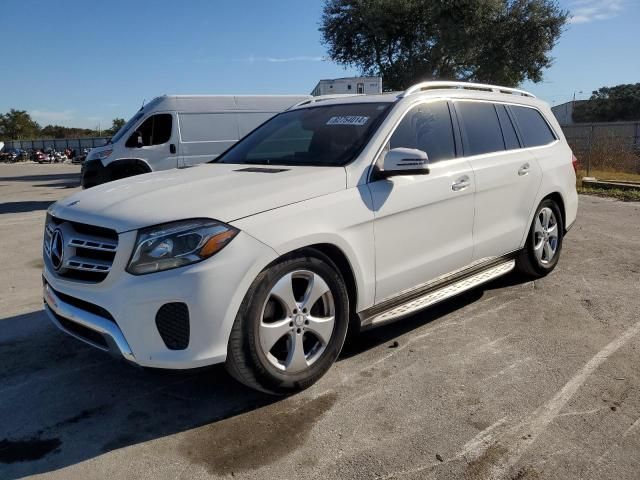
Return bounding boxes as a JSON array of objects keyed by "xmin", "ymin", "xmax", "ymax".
[{"xmin": 43, "ymin": 81, "xmax": 578, "ymax": 394}]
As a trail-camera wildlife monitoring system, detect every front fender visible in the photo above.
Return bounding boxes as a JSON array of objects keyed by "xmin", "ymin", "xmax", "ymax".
[{"xmin": 231, "ymin": 187, "xmax": 376, "ymax": 312}]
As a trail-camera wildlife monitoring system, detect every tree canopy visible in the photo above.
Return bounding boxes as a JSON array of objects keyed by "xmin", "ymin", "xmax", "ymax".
[
  {"xmin": 572, "ymin": 84, "xmax": 640, "ymax": 123},
  {"xmin": 320, "ymin": 0, "xmax": 568, "ymax": 90},
  {"xmin": 0, "ymin": 109, "xmax": 123, "ymax": 141},
  {"xmin": 0, "ymin": 109, "xmax": 41, "ymax": 140},
  {"xmin": 107, "ymin": 118, "xmax": 126, "ymax": 136}
]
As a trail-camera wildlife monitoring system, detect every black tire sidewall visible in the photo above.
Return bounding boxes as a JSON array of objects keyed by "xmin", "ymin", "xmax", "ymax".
[
  {"xmin": 238, "ymin": 253, "xmax": 349, "ymax": 393},
  {"xmin": 526, "ymin": 199, "xmax": 564, "ymax": 275}
]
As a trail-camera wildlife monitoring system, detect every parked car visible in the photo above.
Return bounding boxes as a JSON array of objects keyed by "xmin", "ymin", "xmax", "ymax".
[
  {"xmin": 43, "ymin": 81, "xmax": 578, "ymax": 394},
  {"xmin": 80, "ymin": 94, "xmax": 311, "ymax": 188}
]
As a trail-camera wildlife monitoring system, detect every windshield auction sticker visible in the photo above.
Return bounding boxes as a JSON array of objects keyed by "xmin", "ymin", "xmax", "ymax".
[{"xmin": 326, "ymin": 116, "xmax": 369, "ymax": 126}]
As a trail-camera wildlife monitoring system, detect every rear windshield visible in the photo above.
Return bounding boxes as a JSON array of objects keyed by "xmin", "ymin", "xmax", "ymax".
[{"xmin": 214, "ymin": 102, "xmax": 392, "ymax": 167}]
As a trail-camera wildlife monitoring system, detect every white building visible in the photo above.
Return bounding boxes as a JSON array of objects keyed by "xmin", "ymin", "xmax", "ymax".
[{"xmin": 311, "ymin": 77, "xmax": 382, "ymax": 96}]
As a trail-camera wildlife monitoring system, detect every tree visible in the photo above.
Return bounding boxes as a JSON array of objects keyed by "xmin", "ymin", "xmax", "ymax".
[
  {"xmin": 572, "ymin": 84, "xmax": 640, "ymax": 123},
  {"xmin": 320, "ymin": 0, "xmax": 568, "ymax": 90},
  {"xmin": 40, "ymin": 125, "xmax": 100, "ymax": 138},
  {"xmin": 0, "ymin": 109, "xmax": 41, "ymax": 140},
  {"xmin": 106, "ymin": 118, "xmax": 126, "ymax": 136}
]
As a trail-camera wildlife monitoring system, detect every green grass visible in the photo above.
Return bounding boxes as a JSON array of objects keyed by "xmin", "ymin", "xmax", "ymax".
[
  {"xmin": 577, "ymin": 169, "xmax": 640, "ymax": 183},
  {"xmin": 577, "ymin": 186, "xmax": 640, "ymax": 202}
]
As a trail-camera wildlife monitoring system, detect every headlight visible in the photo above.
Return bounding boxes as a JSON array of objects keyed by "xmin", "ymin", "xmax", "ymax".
[
  {"xmin": 126, "ymin": 219, "xmax": 238, "ymax": 275},
  {"xmin": 94, "ymin": 149, "xmax": 113, "ymax": 160}
]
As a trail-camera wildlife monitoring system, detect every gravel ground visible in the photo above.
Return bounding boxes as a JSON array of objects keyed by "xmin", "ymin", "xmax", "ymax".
[{"xmin": 1, "ymin": 163, "xmax": 639, "ymax": 480}]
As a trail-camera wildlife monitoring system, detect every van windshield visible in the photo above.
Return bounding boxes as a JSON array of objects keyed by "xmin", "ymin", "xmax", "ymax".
[
  {"xmin": 108, "ymin": 110, "xmax": 144, "ymax": 144},
  {"xmin": 214, "ymin": 102, "xmax": 392, "ymax": 167}
]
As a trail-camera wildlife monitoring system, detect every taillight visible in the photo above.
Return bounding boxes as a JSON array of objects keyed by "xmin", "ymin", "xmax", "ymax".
[{"xmin": 571, "ymin": 153, "xmax": 579, "ymax": 173}]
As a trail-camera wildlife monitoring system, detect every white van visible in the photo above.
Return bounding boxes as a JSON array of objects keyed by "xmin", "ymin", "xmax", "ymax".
[{"xmin": 81, "ymin": 95, "xmax": 310, "ymax": 188}]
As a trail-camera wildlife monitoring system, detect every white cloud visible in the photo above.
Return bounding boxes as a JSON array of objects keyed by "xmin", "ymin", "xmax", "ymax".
[
  {"xmin": 238, "ymin": 55, "xmax": 324, "ymax": 63},
  {"xmin": 30, "ymin": 109, "xmax": 75, "ymax": 124},
  {"xmin": 569, "ymin": 0, "xmax": 625, "ymax": 24}
]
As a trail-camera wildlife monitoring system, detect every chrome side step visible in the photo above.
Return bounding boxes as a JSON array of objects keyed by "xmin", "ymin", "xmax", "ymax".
[{"xmin": 360, "ymin": 259, "xmax": 516, "ymax": 329}]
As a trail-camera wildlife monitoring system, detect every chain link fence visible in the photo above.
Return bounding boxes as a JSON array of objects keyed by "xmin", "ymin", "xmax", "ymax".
[
  {"xmin": 2, "ymin": 137, "xmax": 109, "ymax": 153},
  {"xmin": 561, "ymin": 121, "xmax": 640, "ymax": 176}
]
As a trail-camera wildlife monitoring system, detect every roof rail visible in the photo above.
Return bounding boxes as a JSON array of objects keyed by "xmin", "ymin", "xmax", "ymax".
[
  {"xmin": 399, "ymin": 81, "xmax": 536, "ymax": 99},
  {"xmin": 287, "ymin": 94, "xmax": 363, "ymax": 110}
]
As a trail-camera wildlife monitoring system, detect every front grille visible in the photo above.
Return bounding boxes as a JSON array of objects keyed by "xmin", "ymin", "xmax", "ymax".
[
  {"xmin": 52, "ymin": 311, "xmax": 109, "ymax": 349},
  {"xmin": 44, "ymin": 214, "xmax": 118, "ymax": 283},
  {"xmin": 155, "ymin": 303, "xmax": 190, "ymax": 350}
]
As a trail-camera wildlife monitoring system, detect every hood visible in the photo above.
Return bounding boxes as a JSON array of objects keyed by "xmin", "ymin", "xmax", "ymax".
[{"xmin": 51, "ymin": 163, "xmax": 346, "ymax": 232}]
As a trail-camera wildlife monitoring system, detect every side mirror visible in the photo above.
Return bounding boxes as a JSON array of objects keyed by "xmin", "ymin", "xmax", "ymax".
[{"xmin": 380, "ymin": 147, "xmax": 429, "ymax": 178}]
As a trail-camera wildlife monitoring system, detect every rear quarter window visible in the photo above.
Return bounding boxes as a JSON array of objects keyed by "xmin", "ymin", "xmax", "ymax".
[{"xmin": 510, "ymin": 105, "xmax": 557, "ymax": 148}]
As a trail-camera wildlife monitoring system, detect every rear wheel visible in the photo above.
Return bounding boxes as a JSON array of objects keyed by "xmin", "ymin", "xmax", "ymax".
[
  {"xmin": 516, "ymin": 198, "xmax": 563, "ymax": 278},
  {"xmin": 226, "ymin": 251, "xmax": 349, "ymax": 395}
]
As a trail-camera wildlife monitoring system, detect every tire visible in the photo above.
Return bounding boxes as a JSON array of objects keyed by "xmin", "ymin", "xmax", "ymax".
[
  {"xmin": 225, "ymin": 250, "xmax": 350, "ymax": 395},
  {"xmin": 516, "ymin": 198, "xmax": 564, "ymax": 278}
]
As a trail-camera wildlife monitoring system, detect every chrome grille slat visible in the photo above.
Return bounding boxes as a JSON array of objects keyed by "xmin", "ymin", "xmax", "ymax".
[
  {"xmin": 44, "ymin": 215, "xmax": 118, "ymax": 283},
  {"xmin": 65, "ymin": 256, "xmax": 112, "ymax": 273},
  {"xmin": 68, "ymin": 235, "xmax": 118, "ymax": 252}
]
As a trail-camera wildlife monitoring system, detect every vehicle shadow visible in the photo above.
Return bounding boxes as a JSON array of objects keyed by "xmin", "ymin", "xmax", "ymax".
[
  {"xmin": 0, "ymin": 173, "xmax": 80, "ymax": 183},
  {"xmin": 0, "ymin": 311, "xmax": 276, "ymax": 478},
  {"xmin": 0, "ymin": 272, "xmax": 530, "ymax": 478},
  {"xmin": 0, "ymin": 201, "xmax": 56, "ymax": 215},
  {"xmin": 341, "ymin": 271, "xmax": 529, "ymax": 358}
]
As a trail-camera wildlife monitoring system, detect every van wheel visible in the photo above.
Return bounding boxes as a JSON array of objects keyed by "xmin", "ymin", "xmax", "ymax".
[
  {"xmin": 226, "ymin": 250, "xmax": 349, "ymax": 395},
  {"xmin": 516, "ymin": 198, "xmax": 564, "ymax": 278}
]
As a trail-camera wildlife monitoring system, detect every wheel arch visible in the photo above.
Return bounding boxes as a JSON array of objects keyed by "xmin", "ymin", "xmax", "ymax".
[
  {"xmin": 107, "ymin": 158, "xmax": 152, "ymax": 176},
  {"xmin": 542, "ymin": 191, "xmax": 566, "ymax": 233},
  {"xmin": 276, "ymin": 243, "xmax": 361, "ymax": 336}
]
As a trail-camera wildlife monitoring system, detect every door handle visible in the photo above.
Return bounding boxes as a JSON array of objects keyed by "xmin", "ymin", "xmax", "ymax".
[
  {"xmin": 170, "ymin": 144, "xmax": 176, "ymax": 154},
  {"xmin": 452, "ymin": 175, "xmax": 470, "ymax": 191},
  {"xmin": 518, "ymin": 163, "xmax": 530, "ymax": 176}
]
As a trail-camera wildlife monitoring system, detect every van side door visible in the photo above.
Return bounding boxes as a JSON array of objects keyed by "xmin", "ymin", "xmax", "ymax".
[
  {"xmin": 124, "ymin": 113, "xmax": 177, "ymax": 172},
  {"xmin": 368, "ymin": 100, "xmax": 475, "ymax": 303},
  {"xmin": 454, "ymin": 100, "xmax": 542, "ymax": 260}
]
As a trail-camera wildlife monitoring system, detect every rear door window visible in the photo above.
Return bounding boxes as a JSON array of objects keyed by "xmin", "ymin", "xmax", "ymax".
[
  {"xmin": 456, "ymin": 101, "xmax": 505, "ymax": 156},
  {"xmin": 509, "ymin": 105, "xmax": 557, "ymax": 147},
  {"xmin": 389, "ymin": 101, "xmax": 456, "ymax": 162},
  {"xmin": 496, "ymin": 105, "xmax": 521, "ymax": 150}
]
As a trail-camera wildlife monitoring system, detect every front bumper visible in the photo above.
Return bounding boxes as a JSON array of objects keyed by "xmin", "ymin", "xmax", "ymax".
[
  {"xmin": 42, "ymin": 231, "xmax": 278, "ymax": 369},
  {"xmin": 44, "ymin": 281, "xmax": 136, "ymax": 364}
]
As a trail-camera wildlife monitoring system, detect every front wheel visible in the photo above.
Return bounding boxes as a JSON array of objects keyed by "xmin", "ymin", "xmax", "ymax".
[
  {"xmin": 225, "ymin": 251, "xmax": 349, "ymax": 395},
  {"xmin": 516, "ymin": 198, "xmax": 564, "ymax": 278}
]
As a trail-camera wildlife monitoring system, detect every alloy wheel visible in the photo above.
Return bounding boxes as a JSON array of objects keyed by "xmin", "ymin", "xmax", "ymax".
[
  {"xmin": 258, "ymin": 270, "xmax": 335, "ymax": 373},
  {"xmin": 533, "ymin": 207, "xmax": 559, "ymax": 265}
]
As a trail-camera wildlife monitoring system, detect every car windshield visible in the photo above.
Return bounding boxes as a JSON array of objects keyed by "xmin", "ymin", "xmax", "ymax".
[
  {"xmin": 108, "ymin": 110, "xmax": 144, "ymax": 144},
  {"xmin": 214, "ymin": 102, "xmax": 392, "ymax": 167}
]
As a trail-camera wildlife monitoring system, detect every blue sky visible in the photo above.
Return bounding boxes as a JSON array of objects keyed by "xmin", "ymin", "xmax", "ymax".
[{"xmin": 0, "ymin": 0, "xmax": 637, "ymax": 129}]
